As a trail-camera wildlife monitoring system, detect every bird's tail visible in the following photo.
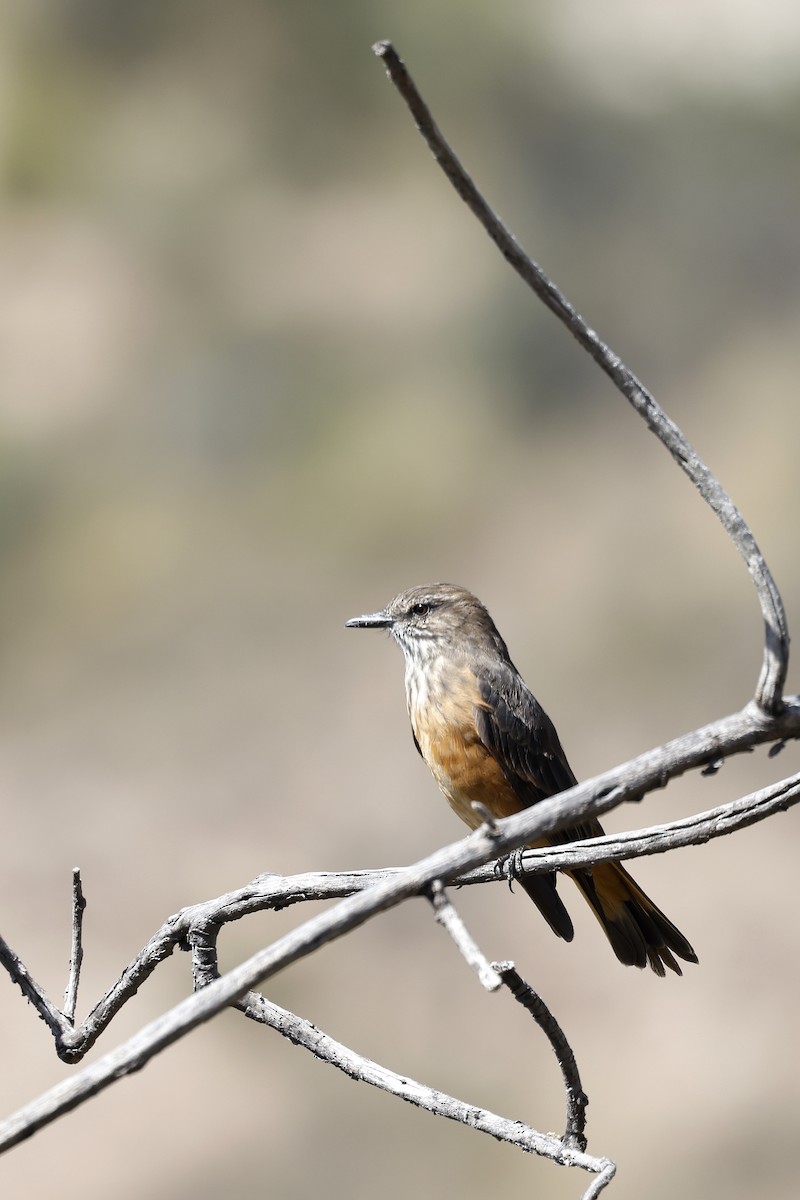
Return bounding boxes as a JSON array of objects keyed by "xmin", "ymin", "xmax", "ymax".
[
  {"xmin": 519, "ymin": 871, "xmax": 576, "ymax": 943},
  {"xmin": 570, "ymin": 862, "xmax": 698, "ymax": 977}
]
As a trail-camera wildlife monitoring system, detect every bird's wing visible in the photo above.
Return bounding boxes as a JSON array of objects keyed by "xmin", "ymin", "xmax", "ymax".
[
  {"xmin": 473, "ymin": 661, "xmax": 697, "ymax": 975},
  {"xmin": 473, "ymin": 660, "xmax": 599, "ymax": 840},
  {"xmin": 470, "ymin": 659, "xmax": 588, "ymax": 941}
]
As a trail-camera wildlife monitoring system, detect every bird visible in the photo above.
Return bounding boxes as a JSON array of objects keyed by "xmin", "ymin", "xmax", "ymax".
[{"xmin": 346, "ymin": 583, "xmax": 697, "ymax": 976}]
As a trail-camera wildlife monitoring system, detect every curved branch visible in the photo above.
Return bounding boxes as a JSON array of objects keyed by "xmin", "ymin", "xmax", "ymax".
[
  {"xmin": 494, "ymin": 961, "xmax": 589, "ymax": 1152},
  {"xmin": 372, "ymin": 40, "xmax": 790, "ymax": 713}
]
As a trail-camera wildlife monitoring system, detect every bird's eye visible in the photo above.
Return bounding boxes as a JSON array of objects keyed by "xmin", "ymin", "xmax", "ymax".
[{"xmin": 410, "ymin": 602, "xmax": 431, "ymax": 618}]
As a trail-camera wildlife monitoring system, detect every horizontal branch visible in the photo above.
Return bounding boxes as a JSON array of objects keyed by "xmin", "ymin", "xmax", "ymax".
[
  {"xmin": 2, "ymin": 697, "xmax": 797, "ymax": 1074},
  {"xmin": 372, "ymin": 39, "xmax": 790, "ymax": 713},
  {"xmin": 463, "ymin": 767, "xmax": 800, "ymax": 882},
  {"xmin": 0, "ymin": 761, "xmax": 794, "ymax": 1170},
  {"xmin": 1, "ymin": 705, "xmax": 796, "ymax": 1154}
]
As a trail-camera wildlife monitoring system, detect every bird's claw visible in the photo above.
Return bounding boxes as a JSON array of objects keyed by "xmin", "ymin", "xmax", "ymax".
[{"xmin": 495, "ymin": 848, "xmax": 527, "ymax": 893}]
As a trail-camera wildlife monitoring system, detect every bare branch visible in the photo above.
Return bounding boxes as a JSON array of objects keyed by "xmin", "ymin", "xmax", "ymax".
[
  {"xmin": 239, "ymin": 991, "xmax": 615, "ymax": 1193},
  {"xmin": 239, "ymin": 991, "xmax": 615, "ymax": 1197},
  {"xmin": 0, "ymin": 760, "xmax": 794, "ymax": 1175},
  {"xmin": 0, "ymin": 926, "xmax": 617, "ymax": 1200},
  {"xmin": 463, "ymin": 768, "xmax": 800, "ymax": 883},
  {"xmin": 427, "ymin": 881, "xmax": 502, "ymax": 990},
  {"xmin": 3, "ymin": 730, "xmax": 796, "ymax": 1067},
  {"xmin": 371, "ymin": 39, "xmax": 790, "ymax": 714},
  {"xmin": 189, "ymin": 928, "xmax": 609, "ymax": 1192},
  {"xmin": 0, "ymin": 936, "xmax": 70, "ymax": 1044},
  {"xmin": 63, "ymin": 869, "xmax": 86, "ymax": 1025},
  {"xmin": 2, "ymin": 739, "xmax": 797, "ymax": 1074},
  {"xmin": 494, "ymin": 961, "xmax": 589, "ymax": 1152},
  {"xmin": 0, "ymin": 947, "xmax": 265, "ymax": 1153}
]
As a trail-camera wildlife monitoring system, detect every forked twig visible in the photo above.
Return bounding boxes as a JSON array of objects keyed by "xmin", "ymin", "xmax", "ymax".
[{"xmin": 0, "ymin": 919, "xmax": 617, "ymax": 1196}]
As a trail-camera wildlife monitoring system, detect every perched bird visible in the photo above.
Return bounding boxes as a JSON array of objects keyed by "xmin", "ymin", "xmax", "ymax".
[{"xmin": 346, "ymin": 583, "xmax": 697, "ymax": 976}]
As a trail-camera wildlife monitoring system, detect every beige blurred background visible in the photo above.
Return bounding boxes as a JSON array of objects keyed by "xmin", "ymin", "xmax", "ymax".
[{"xmin": 1, "ymin": 1, "xmax": 799, "ymax": 1197}]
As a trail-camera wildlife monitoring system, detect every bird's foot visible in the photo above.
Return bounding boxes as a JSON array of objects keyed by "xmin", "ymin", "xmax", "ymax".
[{"xmin": 494, "ymin": 848, "xmax": 527, "ymax": 893}]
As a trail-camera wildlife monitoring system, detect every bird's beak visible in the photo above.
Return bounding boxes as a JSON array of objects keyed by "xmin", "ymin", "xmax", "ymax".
[{"xmin": 345, "ymin": 609, "xmax": 392, "ymax": 629}]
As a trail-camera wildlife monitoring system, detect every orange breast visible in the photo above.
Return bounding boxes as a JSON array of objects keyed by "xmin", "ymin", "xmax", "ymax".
[{"xmin": 407, "ymin": 659, "xmax": 523, "ymax": 829}]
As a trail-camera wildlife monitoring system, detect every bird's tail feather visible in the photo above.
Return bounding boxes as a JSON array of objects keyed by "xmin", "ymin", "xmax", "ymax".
[
  {"xmin": 519, "ymin": 873, "xmax": 575, "ymax": 943},
  {"xmin": 571, "ymin": 861, "xmax": 698, "ymax": 977}
]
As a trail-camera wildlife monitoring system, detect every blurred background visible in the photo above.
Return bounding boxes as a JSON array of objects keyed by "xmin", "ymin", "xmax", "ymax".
[{"xmin": 1, "ymin": 1, "xmax": 799, "ymax": 1197}]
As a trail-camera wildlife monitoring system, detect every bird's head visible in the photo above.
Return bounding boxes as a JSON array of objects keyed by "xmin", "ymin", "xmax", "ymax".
[{"xmin": 346, "ymin": 583, "xmax": 510, "ymax": 665}]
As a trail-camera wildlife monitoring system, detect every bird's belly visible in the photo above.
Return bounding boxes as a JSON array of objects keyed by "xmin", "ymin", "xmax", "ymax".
[{"xmin": 413, "ymin": 711, "xmax": 522, "ymax": 830}]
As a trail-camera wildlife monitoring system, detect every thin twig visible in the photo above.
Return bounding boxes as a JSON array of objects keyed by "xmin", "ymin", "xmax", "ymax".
[
  {"xmin": 494, "ymin": 961, "xmax": 589, "ymax": 1152},
  {"xmin": 0, "ymin": 937, "xmax": 70, "ymax": 1043},
  {"xmin": 427, "ymin": 881, "xmax": 502, "ymax": 991},
  {"xmin": 63, "ymin": 869, "xmax": 86, "ymax": 1024},
  {"xmin": 372, "ymin": 39, "xmax": 790, "ymax": 714},
  {"xmin": 582, "ymin": 1164, "xmax": 619, "ymax": 1200}
]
